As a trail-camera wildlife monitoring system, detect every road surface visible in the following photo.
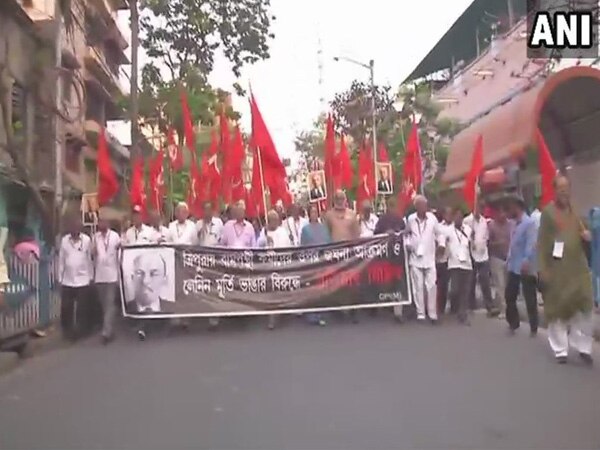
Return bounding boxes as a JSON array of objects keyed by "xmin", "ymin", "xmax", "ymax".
[{"xmin": 0, "ymin": 313, "xmax": 598, "ymax": 449}]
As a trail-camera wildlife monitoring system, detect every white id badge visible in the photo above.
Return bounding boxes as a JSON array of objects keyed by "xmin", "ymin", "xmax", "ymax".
[
  {"xmin": 458, "ymin": 248, "xmax": 468, "ymax": 262},
  {"xmin": 416, "ymin": 243, "xmax": 424, "ymax": 257},
  {"xmin": 552, "ymin": 240, "xmax": 564, "ymax": 259}
]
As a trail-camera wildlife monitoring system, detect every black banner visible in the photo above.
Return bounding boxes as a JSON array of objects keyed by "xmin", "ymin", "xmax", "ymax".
[{"xmin": 119, "ymin": 234, "xmax": 410, "ymax": 318}]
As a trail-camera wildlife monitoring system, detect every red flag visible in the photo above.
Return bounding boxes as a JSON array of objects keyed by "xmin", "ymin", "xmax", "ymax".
[
  {"xmin": 337, "ymin": 134, "xmax": 353, "ymax": 190},
  {"xmin": 230, "ymin": 126, "xmax": 246, "ymax": 202},
  {"xmin": 250, "ymin": 93, "xmax": 287, "ymax": 195},
  {"xmin": 218, "ymin": 110, "xmax": 232, "ymax": 202},
  {"xmin": 167, "ymin": 126, "xmax": 183, "ymax": 171},
  {"xmin": 324, "ymin": 114, "xmax": 337, "ymax": 191},
  {"xmin": 377, "ymin": 142, "xmax": 390, "ymax": 162},
  {"xmin": 130, "ymin": 156, "xmax": 146, "ymax": 214},
  {"xmin": 251, "ymin": 145, "xmax": 266, "ymax": 216},
  {"xmin": 535, "ymin": 128, "xmax": 557, "ymax": 208},
  {"xmin": 96, "ymin": 128, "xmax": 119, "ymax": 205},
  {"xmin": 398, "ymin": 121, "xmax": 421, "ymax": 214},
  {"xmin": 187, "ymin": 158, "xmax": 202, "ymax": 217},
  {"xmin": 180, "ymin": 89, "xmax": 196, "ymax": 160},
  {"xmin": 244, "ymin": 186, "xmax": 258, "ymax": 219},
  {"xmin": 149, "ymin": 149, "xmax": 165, "ymax": 211},
  {"xmin": 462, "ymin": 134, "xmax": 484, "ymax": 211},
  {"xmin": 205, "ymin": 130, "xmax": 221, "ymax": 209},
  {"xmin": 357, "ymin": 142, "xmax": 375, "ymax": 205}
]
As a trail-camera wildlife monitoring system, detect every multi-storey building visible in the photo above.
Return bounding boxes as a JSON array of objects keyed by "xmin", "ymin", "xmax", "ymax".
[
  {"xmin": 405, "ymin": 0, "xmax": 600, "ymax": 214},
  {"xmin": 18, "ymin": 0, "xmax": 131, "ymax": 226}
]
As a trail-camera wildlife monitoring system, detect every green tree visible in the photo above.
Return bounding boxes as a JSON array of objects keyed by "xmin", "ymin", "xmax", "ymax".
[
  {"xmin": 140, "ymin": 0, "xmax": 275, "ymax": 82},
  {"xmin": 329, "ymin": 80, "xmax": 398, "ymax": 144}
]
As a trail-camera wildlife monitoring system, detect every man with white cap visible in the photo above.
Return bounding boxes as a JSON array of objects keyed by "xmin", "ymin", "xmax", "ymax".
[
  {"xmin": 168, "ymin": 202, "xmax": 197, "ymax": 245},
  {"xmin": 406, "ymin": 195, "xmax": 445, "ymax": 323}
]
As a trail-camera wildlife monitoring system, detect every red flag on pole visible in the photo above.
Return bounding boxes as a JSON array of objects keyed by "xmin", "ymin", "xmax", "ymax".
[
  {"xmin": 180, "ymin": 89, "xmax": 196, "ymax": 160},
  {"xmin": 398, "ymin": 121, "xmax": 421, "ymax": 214},
  {"xmin": 249, "ymin": 93, "xmax": 287, "ymax": 192},
  {"xmin": 462, "ymin": 134, "xmax": 484, "ymax": 211},
  {"xmin": 219, "ymin": 110, "xmax": 232, "ymax": 203},
  {"xmin": 96, "ymin": 128, "xmax": 119, "ymax": 205},
  {"xmin": 377, "ymin": 142, "xmax": 390, "ymax": 162},
  {"xmin": 149, "ymin": 149, "xmax": 165, "ymax": 212},
  {"xmin": 130, "ymin": 156, "xmax": 146, "ymax": 215},
  {"xmin": 535, "ymin": 128, "xmax": 557, "ymax": 208},
  {"xmin": 324, "ymin": 114, "xmax": 337, "ymax": 191},
  {"xmin": 251, "ymin": 145, "xmax": 266, "ymax": 216},
  {"xmin": 337, "ymin": 134, "xmax": 352, "ymax": 190},
  {"xmin": 357, "ymin": 142, "xmax": 375, "ymax": 205},
  {"xmin": 206, "ymin": 130, "xmax": 221, "ymax": 210},
  {"xmin": 230, "ymin": 125, "xmax": 246, "ymax": 202},
  {"xmin": 167, "ymin": 126, "xmax": 183, "ymax": 171},
  {"xmin": 187, "ymin": 158, "xmax": 202, "ymax": 217}
]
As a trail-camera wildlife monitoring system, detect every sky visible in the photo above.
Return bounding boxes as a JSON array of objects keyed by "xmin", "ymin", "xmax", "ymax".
[{"xmin": 116, "ymin": 0, "xmax": 473, "ymax": 164}]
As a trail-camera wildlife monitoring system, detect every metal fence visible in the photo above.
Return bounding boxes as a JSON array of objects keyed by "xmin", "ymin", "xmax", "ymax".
[{"xmin": 0, "ymin": 252, "xmax": 60, "ymax": 341}]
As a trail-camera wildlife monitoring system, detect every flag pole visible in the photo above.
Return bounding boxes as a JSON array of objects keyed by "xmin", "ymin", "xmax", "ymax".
[{"xmin": 256, "ymin": 145, "xmax": 269, "ymax": 225}]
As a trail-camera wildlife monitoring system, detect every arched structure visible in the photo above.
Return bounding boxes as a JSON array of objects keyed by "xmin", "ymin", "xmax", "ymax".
[{"xmin": 443, "ymin": 66, "xmax": 600, "ymax": 184}]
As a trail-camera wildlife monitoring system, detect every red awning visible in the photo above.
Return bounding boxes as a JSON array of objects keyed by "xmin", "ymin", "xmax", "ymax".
[{"xmin": 443, "ymin": 66, "xmax": 600, "ymax": 184}]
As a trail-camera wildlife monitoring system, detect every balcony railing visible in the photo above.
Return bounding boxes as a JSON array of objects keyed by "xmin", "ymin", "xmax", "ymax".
[{"xmin": 84, "ymin": 45, "xmax": 124, "ymax": 97}]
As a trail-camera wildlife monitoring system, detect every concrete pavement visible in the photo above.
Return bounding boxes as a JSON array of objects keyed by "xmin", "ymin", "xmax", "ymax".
[{"xmin": 0, "ymin": 313, "xmax": 598, "ymax": 450}]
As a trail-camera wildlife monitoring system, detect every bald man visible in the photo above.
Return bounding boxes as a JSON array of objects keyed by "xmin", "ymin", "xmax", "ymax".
[
  {"xmin": 406, "ymin": 195, "xmax": 445, "ymax": 323},
  {"xmin": 168, "ymin": 202, "xmax": 197, "ymax": 245},
  {"xmin": 324, "ymin": 190, "xmax": 360, "ymax": 242}
]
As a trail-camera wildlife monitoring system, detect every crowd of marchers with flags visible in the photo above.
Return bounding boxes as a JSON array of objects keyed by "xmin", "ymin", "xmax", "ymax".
[{"xmin": 58, "ymin": 87, "xmax": 595, "ymax": 367}]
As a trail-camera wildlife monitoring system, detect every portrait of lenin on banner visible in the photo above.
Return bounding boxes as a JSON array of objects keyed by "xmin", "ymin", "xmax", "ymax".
[
  {"xmin": 308, "ymin": 170, "xmax": 327, "ymax": 202},
  {"xmin": 122, "ymin": 248, "xmax": 176, "ymax": 314}
]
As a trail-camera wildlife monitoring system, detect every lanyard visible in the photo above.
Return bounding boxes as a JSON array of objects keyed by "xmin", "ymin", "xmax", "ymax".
[
  {"xmin": 100, "ymin": 232, "xmax": 110, "ymax": 252},
  {"xmin": 69, "ymin": 235, "xmax": 83, "ymax": 252},
  {"xmin": 176, "ymin": 222, "xmax": 186, "ymax": 238},
  {"xmin": 415, "ymin": 216, "xmax": 427, "ymax": 237},
  {"xmin": 234, "ymin": 222, "xmax": 245, "ymax": 238},
  {"xmin": 455, "ymin": 226, "xmax": 468, "ymax": 244}
]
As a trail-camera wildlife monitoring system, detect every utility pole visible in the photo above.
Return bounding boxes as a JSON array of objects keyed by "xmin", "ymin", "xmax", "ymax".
[
  {"xmin": 54, "ymin": 0, "xmax": 64, "ymax": 233},
  {"xmin": 369, "ymin": 59, "xmax": 377, "ymax": 176},
  {"xmin": 130, "ymin": 0, "xmax": 140, "ymax": 160}
]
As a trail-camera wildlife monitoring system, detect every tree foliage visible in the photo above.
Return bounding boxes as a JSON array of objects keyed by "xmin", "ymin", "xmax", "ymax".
[
  {"xmin": 140, "ymin": 0, "xmax": 274, "ymax": 81},
  {"xmin": 329, "ymin": 80, "xmax": 398, "ymax": 144},
  {"xmin": 297, "ymin": 79, "xmax": 464, "ymax": 204}
]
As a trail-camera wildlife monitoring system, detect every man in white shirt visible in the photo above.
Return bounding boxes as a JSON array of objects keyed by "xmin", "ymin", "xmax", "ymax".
[
  {"xmin": 464, "ymin": 200, "xmax": 498, "ymax": 316},
  {"xmin": 122, "ymin": 206, "xmax": 152, "ymax": 245},
  {"xmin": 92, "ymin": 215, "xmax": 120, "ymax": 344},
  {"xmin": 436, "ymin": 206, "xmax": 453, "ymax": 316},
  {"xmin": 284, "ymin": 204, "xmax": 307, "ymax": 246},
  {"xmin": 258, "ymin": 210, "xmax": 292, "ymax": 329},
  {"xmin": 196, "ymin": 201, "xmax": 224, "ymax": 330},
  {"xmin": 59, "ymin": 216, "xmax": 93, "ymax": 340},
  {"xmin": 147, "ymin": 210, "xmax": 169, "ymax": 244},
  {"xmin": 196, "ymin": 201, "xmax": 224, "ymax": 247},
  {"xmin": 447, "ymin": 208, "xmax": 474, "ymax": 325},
  {"xmin": 168, "ymin": 202, "xmax": 198, "ymax": 245},
  {"xmin": 359, "ymin": 200, "xmax": 379, "ymax": 238},
  {"xmin": 406, "ymin": 195, "xmax": 444, "ymax": 323}
]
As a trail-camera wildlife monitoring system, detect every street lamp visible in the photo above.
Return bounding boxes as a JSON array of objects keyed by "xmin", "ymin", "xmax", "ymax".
[{"xmin": 333, "ymin": 55, "xmax": 377, "ymax": 173}]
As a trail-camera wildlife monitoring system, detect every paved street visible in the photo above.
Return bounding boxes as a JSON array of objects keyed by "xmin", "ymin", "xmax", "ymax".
[{"xmin": 0, "ymin": 314, "xmax": 598, "ymax": 450}]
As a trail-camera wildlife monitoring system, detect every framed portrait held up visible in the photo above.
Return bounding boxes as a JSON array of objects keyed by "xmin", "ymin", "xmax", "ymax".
[
  {"xmin": 308, "ymin": 170, "xmax": 327, "ymax": 202},
  {"xmin": 376, "ymin": 162, "xmax": 394, "ymax": 195}
]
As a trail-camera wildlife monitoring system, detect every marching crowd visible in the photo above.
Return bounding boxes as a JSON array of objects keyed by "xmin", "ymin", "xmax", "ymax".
[{"xmin": 58, "ymin": 175, "xmax": 594, "ymax": 365}]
